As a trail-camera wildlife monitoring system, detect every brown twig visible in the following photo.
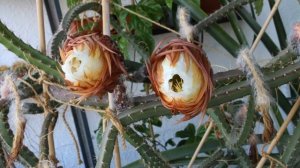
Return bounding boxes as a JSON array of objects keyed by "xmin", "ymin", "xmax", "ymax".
[
  {"xmin": 6, "ymin": 76, "xmax": 26, "ymax": 167},
  {"xmin": 62, "ymin": 106, "xmax": 82, "ymax": 165},
  {"xmin": 188, "ymin": 120, "xmax": 214, "ymax": 168},
  {"xmin": 256, "ymin": 97, "xmax": 300, "ymax": 168}
]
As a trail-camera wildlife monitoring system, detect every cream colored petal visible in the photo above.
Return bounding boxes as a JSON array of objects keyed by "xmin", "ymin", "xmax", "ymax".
[
  {"xmin": 158, "ymin": 52, "xmax": 203, "ymax": 102},
  {"xmin": 62, "ymin": 44, "xmax": 104, "ymax": 87}
]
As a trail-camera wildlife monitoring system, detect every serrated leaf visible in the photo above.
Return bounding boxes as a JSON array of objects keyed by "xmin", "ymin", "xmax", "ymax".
[{"xmin": 254, "ymin": 0, "xmax": 264, "ymax": 15}]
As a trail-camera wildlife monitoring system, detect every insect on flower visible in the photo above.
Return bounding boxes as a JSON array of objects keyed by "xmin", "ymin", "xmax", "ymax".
[
  {"xmin": 60, "ymin": 32, "xmax": 126, "ymax": 100},
  {"xmin": 147, "ymin": 39, "xmax": 213, "ymax": 121}
]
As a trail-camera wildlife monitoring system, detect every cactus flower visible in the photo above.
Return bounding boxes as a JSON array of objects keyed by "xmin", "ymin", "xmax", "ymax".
[
  {"xmin": 60, "ymin": 34, "xmax": 126, "ymax": 99},
  {"xmin": 147, "ymin": 39, "xmax": 213, "ymax": 121}
]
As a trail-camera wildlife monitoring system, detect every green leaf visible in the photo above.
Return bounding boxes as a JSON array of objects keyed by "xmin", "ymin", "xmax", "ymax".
[
  {"xmin": 149, "ymin": 117, "xmax": 162, "ymax": 127},
  {"xmin": 175, "ymin": 123, "xmax": 195, "ymax": 138},
  {"xmin": 134, "ymin": 124, "xmax": 147, "ymax": 133},
  {"xmin": 192, "ymin": 0, "xmax": 200, "ymax": 7},
  {"xmin": 166, "ymin": 0, "xmax": 173, "ymax": 9},
  {"xmin": 165, "ymin": 139, "xmax": 176, "ymax": 147},
  {"xmin": 67, "ymin": 0, "xmax": 81, "ymax": 8},
  {"xmin": 254, "ymin": 0, "xmax": 264, "ymax": 15},
  {"xmin": 113, "ymin": 35, "xmax": 130, "ymax": 59},
  {"xmin": 139, "ymin": 0, "xmax": 163, "ymax": 21}
]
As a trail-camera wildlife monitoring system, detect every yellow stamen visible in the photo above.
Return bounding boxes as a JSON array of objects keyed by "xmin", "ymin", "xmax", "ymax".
[{"xmin": 169, "ymin": 74, "xmax": 184, "ymax": 92}]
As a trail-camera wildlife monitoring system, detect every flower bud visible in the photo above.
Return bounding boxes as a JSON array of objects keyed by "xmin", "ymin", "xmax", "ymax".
[
  {"xmin": 147, "ymin": 39, "xmax": 213, "ymax": 121},
  {"xmin": 60, "ymin": 34, "xmax": 126, "ymax": 99}
]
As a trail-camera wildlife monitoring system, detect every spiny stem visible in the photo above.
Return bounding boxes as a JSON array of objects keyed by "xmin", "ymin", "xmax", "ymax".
[
  {"xmin": 256, "ymin": 97, "xmax": 300, "ymax": 168},
  {"xmin": 188, "ymin": 120, "xmax": 214, "ymax": 168}
]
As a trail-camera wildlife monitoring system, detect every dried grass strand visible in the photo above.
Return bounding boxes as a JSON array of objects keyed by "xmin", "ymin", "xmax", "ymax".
[
  {"xmin": 104, "ymin": 108, "xmax": 126, "ymax": 149},
  {"xmin": 6, "ymin": 76, "xmax": 26, "ymax": 167},
  {"xmin": 237, "ymin": 48, "xmax": 274, "ymax": 142},
  {"xmin": 62, "ymin": 105, "xmax": 82, "ymax": 165}
]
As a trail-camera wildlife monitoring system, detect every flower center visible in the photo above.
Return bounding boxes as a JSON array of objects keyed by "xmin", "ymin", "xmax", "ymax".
[
  {"xmin": 70, "ymin": 57, "xmax": 81, "ymax": 73},
  {"xmin": 169, "ymin": 74, "xmax": 184, "ymax": 92}
]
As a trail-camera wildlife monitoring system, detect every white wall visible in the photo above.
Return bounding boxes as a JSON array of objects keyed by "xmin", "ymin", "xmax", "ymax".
[
  {"xmin": 0, "ymin": 0, "xmax": 300, "ymax": 167},
  {"xmin": 0, "ymin": 1, "xmax": 84, "ymax": 167}
]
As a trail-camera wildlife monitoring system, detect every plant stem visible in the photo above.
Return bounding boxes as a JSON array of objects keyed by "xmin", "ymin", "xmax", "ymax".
[
  {"xmin": 188, "ymin": 120, "xmax": 214, "ymax": 168},
  {"xmin": 249, "ymin": 0, "xmax": 282, "ymax": 54},
  {"xmin": 256, "ymin": 97, "xmax": 300, "ymax": 168},
  {"xmin": 102, "ymin": 0, "xmax": 121, "ymax": 167}
]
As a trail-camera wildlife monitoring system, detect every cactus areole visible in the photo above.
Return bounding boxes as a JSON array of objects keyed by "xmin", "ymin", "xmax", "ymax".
[
  {"xmin": 147, "ymin": 39, "xmax": 213, "ymax": 121},
  {"xmin": 60, "ymin": 32, "xmax": 126, "ymax": 99}
]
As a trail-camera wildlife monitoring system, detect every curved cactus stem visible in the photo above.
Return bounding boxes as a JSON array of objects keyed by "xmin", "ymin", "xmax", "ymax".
[
  {"xmin": 0, "ymin": 142, "xmax": 7, "ymax": 167},
  {"xmin": 0, "ymin": 100, "xmax": 38, "ymax": 167},
  {"xmin": 0, "ymin": 20, "xmax": 62, "ymax": 82},
  {"xmin": 95, "ymin": 121, "xmax": 118, "ymax": 168},
  {"xmin": 125, "ymin": 127, "xmax": 170, "ymax": 167},
  {"xmin": 123, "ymin": 139, "xmax": 221, "ymax": 168},
  {"xmin": 193, "ymin": 0, "xmax": 255, "ymax": 35},
  {"xmin": 207, "ymin": 108, "xmax": 231, "ymax": 143},
  {"xmin": 280, "ymin": 117, "xmax": 300, "ymax": 166},
  {"xmin": 229, "ymin": 96, "xmax": 256, "ymax": 147},
  {"xmin": 50, "ymin": 2, "xmax": 101, "ymax": 60},
  {"xmin": 234, "ymin": 148, "xmax": 252, "ymax": 168},
  {"xmin": 174, "ymin": 0, "xmax": 240, "ymax": 56},
  {"xmin": 198, "ymin": 148, "xmax": 224, "ymax": 168}
]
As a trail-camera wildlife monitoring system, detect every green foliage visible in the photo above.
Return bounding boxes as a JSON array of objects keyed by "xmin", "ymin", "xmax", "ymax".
[
  {"xmin": 112, "ymin": 0, "xmax": 164, "ymax": 57},
  {"xmin": 0, "ymin": 0, "xmax": 299, "ymax": 167},
  {"xmin": 198, "ymin": 148, "xmax": 224, "ymax": 168},
  {"xmin": 66, "ymin": 0, "xmax": 81, "ymax": 8},
  {"xmin": 174, "ymin": 124, "xmax": 215, "ymax": 147},
  {"xmin": 280, "ymin": 117, "xmax": 300, "ymax": 167},
  {"xmin": 0, "ymin": 20, "xmax": 62, "ymax": 82},
  {"xmin": 165, "ymin": 0, "xmax": 173, "ymax": 9},
  {"xmin": 0, "ymin": 100, "xmax": 38, "ymax": 167},
  {"xmin": 254, "ymin": 0, "xmax": 264, "ymax": 15}
]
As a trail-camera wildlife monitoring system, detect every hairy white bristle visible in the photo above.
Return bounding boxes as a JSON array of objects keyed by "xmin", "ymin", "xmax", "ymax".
[
  {"xmin": 237, "ymin": 48, "xmax": 271, "ymax": 110},
  {"xmin": 177, "ymin": 7, "xmax": 193, "ymax": 41},
  {"xmin": 291, "ymin": 22, "xmax": 300, "ymax": 55},
  {"xmin": 0, "ymin": 75, "xmax": 13, "ymax": 100}
]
